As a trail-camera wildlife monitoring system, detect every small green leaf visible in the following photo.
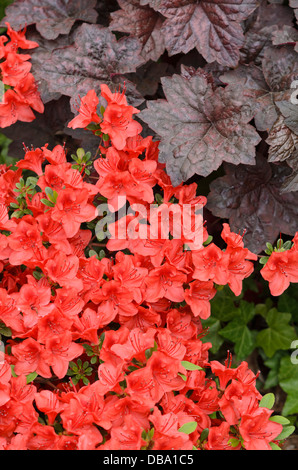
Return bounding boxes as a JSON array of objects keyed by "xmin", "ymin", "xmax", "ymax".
[
  {"xmin": 276, "ymin": 425, "xmax": 295, "ymax": 441},
  {"xmin": 200, "ymin": 428, "xmax": 209, "ymax": 442},
  {"xmin": 181, "ymin": 361, "xmax": 203, "ymax": 371},
  {"xmin": 259, "ymin": 393, "xmax": 275, "ymax": 410},
  {"xmin": 178, "ymin": 373, "xmax": 187, "ymax": 381},
  {"xmin": 77, "ymin": 148, "xmax": 85, "ymax": 160},
  {"xmin": 10, "ymin": 365, "xmax": 17, "ymax": 377},
  {"xmin": 0, "ymin": 326, "xmax": 11, "ymax": 337},
  {"xmin": 228, "ymin": 438, "xmax": 241, "ymax": 448},
  {"xmin": 41, "ymin": 199, "xmax": 55, "ymax": 208},
  {"xmin": 269, "ymin": 416, "xmax": 290, "ymax": 425},
  {"xmin": 26, "ymin": 372, "xmax": 38, "ymax": 384},
  {"xmin": 82, "ymin": 377, "xmax": 90, "ymax": 386},
  {"xmin": 266, "ymin": 242, "xmax": 273, "ymax": 252},
  {"xmin": 178, "ymin": 421, "xmax": 198, "ymax": 434},
  {"xmin": 269, "ymin": 442, "xmax": 282, "ymax": 450},
  {"xmin": 203, "ymin": 235, "xmax": 213, "ymax": 246},
  {"xmin": 88, "ymin": 250, "xmax": 98, "ymax": 258},
  {"xmin": 11, "ymin": 210, "xmax": 24, "ymax": 218},
  {"xmin": 283, "ymin": 241, "xmax": 293, "ymax": 251}
]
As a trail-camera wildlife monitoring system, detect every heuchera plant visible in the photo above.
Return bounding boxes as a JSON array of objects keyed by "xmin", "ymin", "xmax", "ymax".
[{"xmin": 0, "ymin": 23, "xmax": 297, "ymax": 451}]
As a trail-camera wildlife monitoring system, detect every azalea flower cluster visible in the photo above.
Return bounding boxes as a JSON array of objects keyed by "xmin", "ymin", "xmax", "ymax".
[
  {"xmin": 0, "ymin": 23, "xmax": 44, "ymax": 128},
  {"xmin": 0, "ymin": 25, "xmax": 295, "ymax": 451}
]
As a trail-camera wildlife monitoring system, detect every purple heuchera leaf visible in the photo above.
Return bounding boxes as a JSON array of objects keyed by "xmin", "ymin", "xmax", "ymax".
[
  {"xmin": 1, "ymin": 0, "xmax": 98, "ymax": 40},
  {"xmin": 28, "ymin": 24, "xmax": 145, "ymax": 112},
  {"xmin": 139, "ymin": 0, "xmax": 259, "ymax": 67},
  {"xmin": 220, "ymin": 46, "xmax": 298, "ymax": 132},
  {"xmin": 207, "ymin": 155, "xmax": 298, "ymax": 253},
  {"xmin": 240, "ymin": 2, "xmax": 295, "ymax": 65},
  {"xmin": 266, "ymin": 114, "xmax": 298, "ymax": 166},
  {"xmin": 110, "ymin": 0, "xmax": 165, "ymax": 62},
  {"xmin": 139, "ymin": 67, "xmax": 261, "ymax": 185},
  {"xmin": 276, "ymin": 101, "xmax": 298, "ymax": 136},
  {"xmin": 272, "ymin": 25, "xmax": 298, "ymax": 53}
]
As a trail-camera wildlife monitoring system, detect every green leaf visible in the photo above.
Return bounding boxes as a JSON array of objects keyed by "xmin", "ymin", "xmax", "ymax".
[
  {"xmin": 178, "ymin": 421, "xmax": 198, "ymax": 434},
  {"xmin": 255, "ymin": 309, "xmax": 296, "ymax": 358},
  {"xmin": 10, "ymin": 365, "xmax": 17, "ymax": 378},
  {"xmin": 178, "ymin": 373, "xmax": 187, "ymax": 381},
  {"xmin": 228, "ymin": 438, "xmax": 241, "ymax": 448},
  {"xmin": 259, "ymin": 393, "xmax": 275, "ymax": 409},
  {"xmin": 283, "ymin": 241, "xmax": 293, "ymax": 251},
  {"xmin": 278, "ymin": 293, "xmax": 298, "ymax": 323},
  {"xmin": 41, "ymin": 199, "xmax": 55, "ymax": 208},
  {"xmin": 276, "ymin": 425, "xmax": 295, "ymax": 441},
  {"xmin": 218, "ymin": 303, "xmax": 256, "ymax": 361},
  {"xmin": 219, "ymin": 321, "xmax": 256, "ymax": 360},
  {"xmin": 210, "ymin": 285, "xmax": 239, "ymax": 322},
  {"xmin": 279, "ymin": 356, "xmax": 298, "ymax": 416},
  {"xmin": 203, "ymin": 235, "xmax": 213, "ymax": 246},
  {"xmin": 266, "ymin": 242, "xmax": 274, "ymax": 252},
  {"xmin": 269, "ymin": 416, "xmax": 290, "ymax": 425},
  {"xmin": 76, "ymin": 148, "xmax": 85, "ymax": 160},
  {"xmin": 269, "ymin": 442, "xmax": 282, "ymax": 450},
  {"xmin": 26, "ymin": 177, "xmax": 39, "ymax": 187},
  {"xmin": 181, "ymin": 361, "xmax": 203, "ymax": 371},
  {"xmin": 200, "ymin": 428, "xmax": 209, "ymax": 442},
  {"xmin": 11, "ymin": 210, "xmax": 24, "ymax": 219},
  {"xmin": 0, "ymin": 0, "xmax": 13, "ymax": 21},
  {"xmin": 201, "ymin": 317, "xmax": 224, "ymax": 354},
  {"xmin": 0, "ymin": 326, "xmax": 11, "ymax": 337},
  {"xmin": 88, "ymin": 250, "xmax": 98, "ymax": 258},
  {"xmin": 263, "ymin": 352, "xmax": 285, "ymax": 390},
  {"xmin": 26, "ymin": 372, "xmax": 38, "ymax": 384}
]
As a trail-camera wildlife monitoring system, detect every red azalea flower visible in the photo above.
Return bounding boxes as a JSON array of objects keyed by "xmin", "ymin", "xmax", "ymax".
[
  {"xmin": 51, "ymin": 189, "xmax": 96, "ymax": 238},
  {"xmin": 16, "ymin": 147, "xmax": 45, "ymax": 175},
  {"xmin": 184, "ymin": 280, "xmax": 217, "ymax": 319},
  {"xmin": 261, "ymin": 250, "xmax": 298, "ymax": 296},
  {"xmin": 239, "ymin": 407, "xmax": 283, "ymax": 451},
  {"xmin": 100, "ymin": 102, "xmax": 142, "ymax": 150},
  {"xmin": 5, "ymin": 23, "xmax": 39, "ymax": 51},
  {"xmin": 12, "ymin": 338, "xmax": 52, "ymax": 378},
  {"xmin": 44, "ymin": 332, "xmax": 83, "ymax": 379},
  {"xmin": 0, "ymin": 89, "xmax": 35, "ymax": 128},
  {"xmin": 192, "ymin": 243, "xmax": 230, "ymax": 285},
  {"xmin": 0, "ymin": 52, "xmax": 32, "ymax": 87},
  {"xmin": 14, "ymin": 73, "xmax": 44, "ymax": 114},
  {"xmin": 145, "ymin": 263, "xmax": 186, "ymax": 303},
  {"xmin": 68, "ymin": 90, "xmax": 101, "ymax": 129}
]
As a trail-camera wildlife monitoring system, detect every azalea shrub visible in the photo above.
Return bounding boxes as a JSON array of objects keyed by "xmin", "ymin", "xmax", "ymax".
[{"xmin": 0, "ymin": 1, "xmax": 298, "ymax": 452}]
